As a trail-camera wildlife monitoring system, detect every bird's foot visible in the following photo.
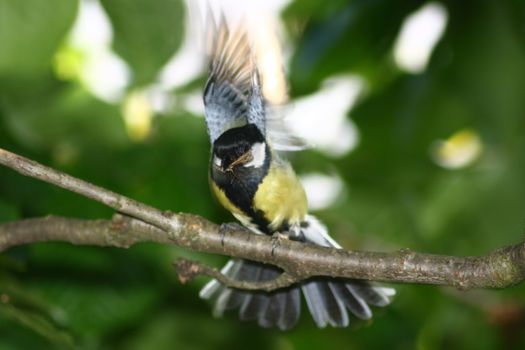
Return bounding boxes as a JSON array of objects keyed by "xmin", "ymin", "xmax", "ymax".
[
  {"xmin": 219, "ymin": 222, "xmax": 244, "ymax": 246},
  {"xmin": 271, "ymin": 232, "xmax": 289, "ymax": 256},
  {"xmin": 287, "ymin": 224, "xmax": 305, "ymax": 242}
]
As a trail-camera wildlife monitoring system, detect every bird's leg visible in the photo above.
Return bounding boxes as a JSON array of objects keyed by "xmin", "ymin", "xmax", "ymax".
[
  {"xmin": 271, "ymin": 232, "xmax": 288, "ymax": 256},
  {"xmin": 271, "ymin": 224, "xmax": 303, "ymax": 255},
  {"xmin": 287, "ymin": 224, "xmax": 305, "ymax": 242},
  {"xmin": 218, "ymin": 222, "xmax": 244, "ymax": 246}
]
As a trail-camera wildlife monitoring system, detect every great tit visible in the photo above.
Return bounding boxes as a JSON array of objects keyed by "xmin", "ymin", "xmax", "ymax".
[{"xmin": 199, "ymin": 16, "xmax": 394, "ymax": 330}]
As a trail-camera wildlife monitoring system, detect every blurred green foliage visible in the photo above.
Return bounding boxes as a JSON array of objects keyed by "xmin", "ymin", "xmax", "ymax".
[
  {"xmin": 100, "ymin": 0, "xmax": 185, "ymax": 86},
  {"xmin": 1, "ymin": 0, "xmax": 525, "ymax": 349}
]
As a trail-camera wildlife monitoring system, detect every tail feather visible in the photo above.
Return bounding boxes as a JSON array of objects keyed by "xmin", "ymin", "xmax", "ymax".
[
  {"xmin": 326, "ymin": 283, "xmax": 351, "ymax": 326},
  {"xmin": 199, "ymin": 216, "xmax": 395, "ymax": 329},
  {"xmin": 279, "ymin": 288, "xmax": 301, "ymax": 329},
  {"xmin": 301, "ymin": 281, "xmax": 328, "ymax": 327},
  {"xmin": 347, "ymin": 281, "xmax": 393, "ymax": 307},
  {"xmin": 204, "ymin": 260, "xmax": 301, "ymax": 329},
  {"xmin": 199, "ymin": 259, "xmax": 238, "ymax": 300},
  {"xmin": 239, "ymin": 265, "xmax": 272, "ymax": 321},
  {"xmin": 239, "ymin": 293, "xmax": 270, "ymax": 321},
  {"xmin": 224, "ymin": 261, "xmax": 261, "ymax": 311},
  {"xmin": 302, "ymin": 280, "xmax": 349, "ymax": 327},
  {"xmin": 259, "ymin": 291, "xmax": 285, "ymax": 327},
  {"xmin": 332, "ymin": 282, "xmax": 372, "ymax": 320}
]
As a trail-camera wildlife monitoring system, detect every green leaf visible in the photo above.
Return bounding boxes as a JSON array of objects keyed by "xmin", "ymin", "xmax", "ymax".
[
  {"xmin": 101, "ymin": 0, "xmax": 185, "ymax": 86},
  {"xmin": 3, "ymin": 85, "xmax": 129, "ymax": 154},
  {"xmin": 0, "ymin": 0, "xmax": 78, "ymax": 77}
]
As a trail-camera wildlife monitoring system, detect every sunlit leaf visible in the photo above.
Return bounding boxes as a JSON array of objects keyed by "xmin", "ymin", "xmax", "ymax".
[
  {"xmin": 0, "ymin": 0, "xmax": 78, "ymax": 77},
  {"xmin": 100, "ymin": 0, "xmax": 185, "ymax": 86}
]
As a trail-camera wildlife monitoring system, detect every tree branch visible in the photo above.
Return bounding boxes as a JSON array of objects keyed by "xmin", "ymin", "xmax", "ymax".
[
  {"xmin": 1, "ymin": 147, "xmax": 525, "ymax": 291},
  {"xmin": 0, "ymin": 148, "xmax": 175, "ymax": 231},
  {"xmin": 173, "ymin": 258, "xmax": 299, "ymax": 291}
]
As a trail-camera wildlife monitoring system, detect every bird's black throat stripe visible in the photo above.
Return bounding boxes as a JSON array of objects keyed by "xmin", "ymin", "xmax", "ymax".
[{"xmin": 211, "ymin": 141, "xmax": 272, "ymax": 234}]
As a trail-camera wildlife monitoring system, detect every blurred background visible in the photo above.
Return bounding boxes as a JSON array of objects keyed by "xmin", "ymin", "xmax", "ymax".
[{"xmin": 1, "ymin": 0, "xmax": 525, "ymax": 348}]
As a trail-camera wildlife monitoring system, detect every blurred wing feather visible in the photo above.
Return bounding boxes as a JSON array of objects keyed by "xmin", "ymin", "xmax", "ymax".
[{"xmin": 204, "ymin": 15, "xmax": 265, "ymax": 143}]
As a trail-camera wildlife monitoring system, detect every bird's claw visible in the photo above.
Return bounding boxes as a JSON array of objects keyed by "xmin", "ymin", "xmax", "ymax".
[
  {"xmin": 271, "ymin": 232, "xmax": 289, "ymax": 256},
  {"xmin": 219, "ymin": 222, "xmax": 244, "ymax": 246},
  {"xmin": 287, "ymin": 225, "xmax": 305, "ymax": 242}
]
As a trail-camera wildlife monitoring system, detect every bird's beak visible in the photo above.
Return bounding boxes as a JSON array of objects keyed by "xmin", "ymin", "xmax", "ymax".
[{"xmin": 227, "ymin": 151, "xmax": 252, "ymax": 172}]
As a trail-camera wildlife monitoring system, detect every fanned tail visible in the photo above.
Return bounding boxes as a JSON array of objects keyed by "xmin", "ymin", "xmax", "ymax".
[
  {"xmin": 199, "ymin": 215, "xmax": 395, "ymax": 329},
  {"xmin": 199, "ymin": 259, "xmax": 301, "ymax": 330},
  {"xmin": 299, "ymin": 215, "xmax": 395, "ymax": 327}
]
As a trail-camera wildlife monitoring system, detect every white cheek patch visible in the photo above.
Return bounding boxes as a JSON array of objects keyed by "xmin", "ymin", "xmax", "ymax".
[
  {"xmin": 243, "ymin": 142, "xmax": 266, "ymax": 168},
  {"xmin": 213, "ymin": 155, "xmax": 222, "ymax": 168}
]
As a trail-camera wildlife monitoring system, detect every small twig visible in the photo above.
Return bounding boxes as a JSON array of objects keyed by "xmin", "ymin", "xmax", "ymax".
[
  {"xmin": 0, "ymin": 148, "xmax": 176, "ymax": 232},
  {"xmin": 173, "ymin": 258, "xmax": 300, "ymax": 291}
]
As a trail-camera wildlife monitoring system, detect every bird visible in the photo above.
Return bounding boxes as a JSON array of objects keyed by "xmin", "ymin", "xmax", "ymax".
[{"xmin": 199, "ymin": 14, "xmax": 395, "ymax": 330}]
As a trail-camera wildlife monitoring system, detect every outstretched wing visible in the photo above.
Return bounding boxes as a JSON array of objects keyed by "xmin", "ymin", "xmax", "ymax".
[{"xmin": 203, "ymin": 16, "xmax": 265, "ymax": 144}]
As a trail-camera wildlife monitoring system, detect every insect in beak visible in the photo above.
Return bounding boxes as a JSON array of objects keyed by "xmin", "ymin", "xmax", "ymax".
[{"xmin": 226, "ymin": 151, "xmax": 252, "ymax": 172}]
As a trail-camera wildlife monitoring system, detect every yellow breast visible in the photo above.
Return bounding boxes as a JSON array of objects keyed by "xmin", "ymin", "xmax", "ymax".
[
  {"xmin": 253, "ymin": 162, "xmax": 307, "ymax": 231},
  {"xmin": 209, "ymin": 159, "xmax": 308, "ymax": 233}
]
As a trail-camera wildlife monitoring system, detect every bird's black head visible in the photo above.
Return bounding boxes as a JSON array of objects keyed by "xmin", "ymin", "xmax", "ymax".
[
  {"xmin": 212, "ymin": 124, "xmax": 267, "ymax": 172},
  {"xmin": 210, "ymin": 124, "xmax": 272, "ymax": 233}
]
